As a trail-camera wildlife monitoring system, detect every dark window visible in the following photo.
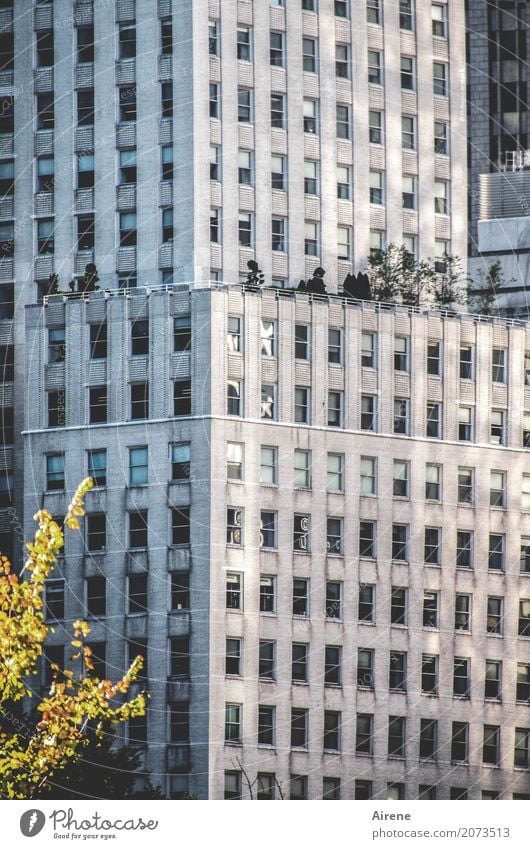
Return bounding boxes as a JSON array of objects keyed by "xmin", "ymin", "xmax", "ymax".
[
  {"xmin": 291, "ymin": 708, "xmax": 308, "ymax": 748},
  {"xmin": 0, "ymin": 32, "xmax": 14, "ymax": 70},
  {"xmin": 77, "ymin": 90, "xmax": 94, "ymax": 126},
  {"xmin": 324, "ymin": 646, "xmax": 341, "ymax": 686},
  {"xmin": 86, "ymin": 576, "xmax": 106, "ymax": 617},
  {"xmin": 170, "ymin": 636, "xmax": 190, "ymax": 678},
  {"xmin": 174, "ymin": 380, "xmax": 191, "ymax": 416},
  {"xmin": 292, "ymin": 578, "xmax": 309, "ymax": 616},
  {"xmin": 86, "ymin": 514, "xmax": 106, "ymax": 552},
  {"xmin": 77, "ymin": 153, "xmax": 94, "ymax": 188},
  {"xmin": 0, "ymin": 159, "xmax": 14, "ymax": 195},
  {"xmin": 292, "ymin": 643, "xmax": 308, "ymax": 683},
  {"xmin": 170, "ymin": 703, "xmax": 190, "ymax": 744},
  {"xmin": 161, "ymin": 20, "xmax": 173, "ymax": 54},
  {"xmin": 0, "ymin": 343, "xmax": 14, "ymax": 379},
  {"xmin": 131, "ymin": 319, "xmax": 149, "ymax": 356},
  {"xmin": 451, "ymin": 722, "xmax": 468, "ymax": 763},
  {"xmin": 172, "ymin": 507, "xmax": 190, "ymax": 546},
  {"xmin": 260, "ymin": 576, "xmax": 275, "ymax": 613},
  {"xmin": 225, "ymin": 638, "xmax": 241, "ymax": 676},
  {"xmin": 87, "ymin": 448, "xmax": 106, "ymax": 487},
  {"xmin": 259, "ymin": 640, "xmax": 275, "ymax": 680},
  {"xmin": 172, "ymin": 443, "xmax": 190, "ymax": 481},
  {"xmin": 89, "ymin": 323, "xmax": 107, "ymax": 360},
  {"xmin": 119, "ymin": 86, "xmax": 137, "ymax": 122},
  {"xmin": 357, "ymin": 648, "xmax": 374, "ymax": 688},
  {"xmin": 453, "ymin": 658, "xmax": 470, "ymax": 697},
  {"xmin": 326, "ymin": 581, "xmax": 342, "ymax": 619},
  {"xmin": 174, "ymin": 316, "xmax": 192, "ymax": 352},
  {"xmin": 77, "ymin": 26, "xmax": 94, "ymax": 62},
  {"xmin": 89, "ymin": 386, "xmax": 107, "ymax": 423},
  {"xmin": 389, "ymin": 653, "xmax": 407, "ymax": 691},
  {"xmin": 46, "ymin": 453, "xmax": 64, "ymax": 490},
  {"xmin": 129, "ymin": 510, "xmax": 148, "ymax": 549},
  {"xmin": 130, "ymin": 382, "xmax": 148, "ymax": 420},
  {"xmin": 419, "ymin": 719, "xmax": 437, "ymax": 760},
  {"xmin": 161, "ymin": 81, "xmax": 173, "ymax": 118},
  {"xmin": 45, "ymin": 580, "xmax": 64, "ymax": 621},
  {"xmin": 358, "ymin": 584, "xmax": 375, "ymax": 622},
  {"xmin": 359, "ymin": 520, "xmax": 375, "ymax": 558},
  {"xmin": 37, "ymin": 93, "xmax": 54, "ymax": 129},
  {"xmin": 258, "ymin": 705, "xmax": 275, "ymax": 746},
  {"xmin": 0, "ymin": 95, "xmax": 13, "ymax": 133},
  {"xmin": 48, "ymin": 390, "xmax": 65, "ymax": 427},
  {"xmin": 324, "ymin": 711, "xmax": 340, "ymax": 751},
  {"xmin": 119, "ymin": 24, "xmax": 136, "ymax": 59},
  {"xmin": 171, "ymin": 572, "xmax": 190, "ymax": 610},
  {"xmin": 77, "ymin": 214, "xmax": 94, "ymax": 249},
  {"xmin": 128, "ymin": 573, "xmax": 148, "ymax": 614},
  {"xmin": 388, "ymin": 716, "xmax": 405, "ymax": 757},
  {"xmin": 421, "ymin": 654, "xmax": 438, "ymax": 694},
  {"xmin": 0, "ymin": 406, "xmax": 13, "ymax": 444}
]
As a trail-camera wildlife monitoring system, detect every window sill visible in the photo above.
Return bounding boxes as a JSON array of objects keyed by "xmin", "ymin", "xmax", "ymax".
[
  {"xmin": 323, "ymin": 749, "xmax": 340, "ymax": 755},
  {"xmin": 258, "ymin": 677, "xmax": 275, "ymax": 683},
  {"xmin": 292, "ymin": 680, "xmax": 309, "ymax": 687},
  {"xmin": 260, "ymin": 483, "xmax": 278, "ymax": 489},
  {"xmin": 260, "ymin": 547, "xmax": 278, "ymax": 553},
  {"xmin": 257, "ymin": 744, "xmax": 276, "ymax": 750}
]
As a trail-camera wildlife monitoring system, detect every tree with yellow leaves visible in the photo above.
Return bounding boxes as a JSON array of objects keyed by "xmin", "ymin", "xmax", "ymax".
[{"xmin": 0, "ymin": 478, "xmax": 146, "ymax": 799}]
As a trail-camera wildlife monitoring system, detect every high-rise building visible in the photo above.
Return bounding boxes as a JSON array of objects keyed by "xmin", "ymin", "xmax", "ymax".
[
  {"xmin": 466, "ymin": 0, "xmax": 530, "ymax": 314},
  {"xmin": 25, "ymin": 284, "xmax": 530, "ymax": 799},
  {"xmin": 0, "ymin": 0, "xmax": 491, "ymax": 799}
]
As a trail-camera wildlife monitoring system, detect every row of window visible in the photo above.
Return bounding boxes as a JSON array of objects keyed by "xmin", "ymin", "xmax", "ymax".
[{"xmin": 223, "ymin": 703, "xmax": 530, "ymax": 769}]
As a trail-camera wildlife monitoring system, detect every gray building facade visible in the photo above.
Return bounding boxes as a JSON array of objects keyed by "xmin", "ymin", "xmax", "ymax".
[{"xmin": 24, "ymin": 283, "xmax": 530, "ymax": 799}]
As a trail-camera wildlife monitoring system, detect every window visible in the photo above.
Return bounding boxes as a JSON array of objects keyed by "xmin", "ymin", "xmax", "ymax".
[
  {"xmin": 227, "ymin": 317, "xmax": 241, "ymax": 353},
  {"xmin": 335, "ymin": 0, "xmax": 349, "ymax": 17},
  {"xmin": 86, "ymin": 514, "xmax": 106, "ymax": 553},
  {"xmin": 227, "ymin": 507, "xmax": 243, "ymax": 546},
  {"xmin": 434, "ymin": 120, "xmax": 448, "ymax": 154},
  {"xmin": 129, "ymin": 510, "xmax": 148, "ymax": 549},
  {"xmin": 452, "ymin": 594, "xmax": 471, "ymax": 634},
  {"xmin": 292, "ymin": 578, "xmax": 309, "ymax": 617},
  {"xmin": 400, "ymin": 56, "xmax": 414, "ymax": 90},
  {"xmin": 128, "ymin": 446, "xmax": 147, "ymax": 486},
  {"xmin": 258, "ymin": 706, "xmax": 275, "ymax": 747},
  {"xmin": 423, "ymin": 591, "xmax": 439, "ymax": 628},
  {"xmin": 427, "ymin": 341, "xmax": 441, "ymax": 375},
  {"xmin": 458, "ymin": 467, "xmax": 473, "ymax": 504},
  {"xmin": 369, "ymin": 171, "xmax": 384, "ymax": 205},
  {"xmin": 238, "ymin": 213, "xmax": 252, "ymax": 247},
  {"xmin": 291, "ymin": 708, "xmax": 308, "ymax": 749},
  {"xmin": 161, "ymin": 208, "xmax": 173, "ymax": 242},
  {"xmin": 368, "ymin": 50, "xmax": 382, "ymax": 85},
  {"xmin": 492, "ymin": 349, "xmax": 506, "ymax": 383},
  {"xmin": 368, "ymin": 112, "xmax": 384, "ymax": 148},
  {"xmin": 225, "ymin": 639, "xmax": 242, "ymax": 677},
  {"xmin": 451, "ymin": 722, "xmax": 469, "ymax": 763},
  {"xmin": 356, "ymin": 713, "xmax": 373, "ymax": 755},
  {"xmin": 237, "ymin": 27, "xmax": 251, "ymax": 61},
  {"xmin": 89, "ymin": 386, "xmax": 107, "ymax": 424},
  {"xmin": 171, "ymin": 572, "xmax": 190, "ymax": 611},
  {"xmin": 224, "ymin": 442, "xmax": 243, "ymax": 482},
  {"xmin": 453, "ymin": 658, "xmax": 470, "ymax": 697},
  {"xmin": 48, "ymin": 391, "xmax": 65, "ymax": 427},
  {"xmin": 225, "ymin": 704, "xmax": 242, "ymax": 744},
  {"xmin": 519, "ymin": 600, "xmax": 530, "ymax": 637},
  {"xmin": 399, "ymin": 0, "xmax": 413, "ymax": 29},
  {"xmin": 337, "ymin": 226, "xmax": 351, "ymax": 260},
  {"xmin": 367, "ymin": 0, "xmax": 381, "ymax": 24},
  {"xmin": 302, "ymin": 0, "xmax": 317, "ymax": 10},
  {"xmin": 393, "ymin": 460, "xmax": 409, "ymax": 497},
  {"xmin": 45, "ymin": 453, "xmax": 64, "ymax": 491},
  {"xmin": 514, "ymin": 729, "xmax": 530, "ymax": 769},
  {"xmin": 210, "ymin": 208, "xmax": 220, "ymax": 242},
  {"xmin": 357, "ymin": 648, "xmax": 374, "ymax": 688},
  {"xmin": 290, "ymin": 775, "xmax": 308, "ymax": 800},
  {"xmin": 260, "ymin": 446, "xmax": 277, "ymax": 485},
  {"xmin": 270, "ymin": 31, "xmax": 285, "ymax": 67},
  {"xmin": 360, "ymin": 457, "xmax": 376, "ymax": 495},
  {"xmin": 402, "ymin": 175, "xmax": 416, "ymax": 210},
  {"xmin": 209, "ymin": 145, "xmax": 220, "ymax": 182},
  {"xmin": 422, "ymin": 654, "xmax": 438, "ymax": 694},
  {"xmin": 393, "ymin": 398, "xmax": 409, "ymax": 435},
  {"xmin": 294, "ymin": 387, "xmax": 310, "ymax": 423},
  {"xmin": 392, "ymin": 525, "xmax": 408, "ymax": 562},
  {"xmin": 292, "ymin": 644, "xmax": 308, "ymax": 683},
  {"xmin": 118, "ymin": 23, "xmax": 136, "ymax": 59},
  {"xmin": 129, "ymin": 382, "xmax": 148, "ymax": 420},
  {"xmin": 293, "ymin": 514, "xmax": 310, "ymax": 553},
  {"xmin": 328, "ymin": 391, "xmax": 343, "ymax": 427},
  {"xmin": 327, "ymin": 518, "xmax": 343, "ymax": 555},
  {"xmin": 337, "ymin": 165, "xmax": 350, "ymax": 199},
  {"xmin": 258, "ymin": 640, "xmax": 275, "ymax": 682},
  {"xmin": 489, "ymin": 534, "xmax": 504, "ymax": 572},
  {"xmin": 483, "ymin": 726, "xmax": 500, "ymax": 766},
  {"xmin": 388, "ymin": 716, "xmax": 406, "ymax": 757},
  {"xmin": 118, "ymin": 86, "xmax": 136, "ymax": 122},
  {"xmin": 271, "ymin": 154, "xmax": 286, "ymax": 190},
  {"xmin": 358, "ymin": 584, "xmax": 375, "ymax": 623},
  {"xmin": 359, "ymin": 520, "xmax": 375, "ymax": 558},
  {"xmin": 525, "ymin": 353, "xmax": 530, "ymax": 387},
  {"xmin": 433, "ymin": 62, "xmax": 448, "ymax": 96},
  {"xmin": 119, "ymin": 212, "xmax": 136, "ymax": 247},
  {"xmin": 523, "ymin": 413, "xmax": 530, "ymax": 448},
  {"xmin": 434, "ymin": 180, "xmax": 448, "ymax": 214},
  {"xmin": 86, "ymin": 576, "xmax": 106, "ymax": 617},
  {"xmin": 517, "ymin": 664, "xmax": 530, "ymax": 703},
  {"xmin": 456, "ymin": 531, "xmax": 473, "ymax": 569},
  {"xmin": 361, "ymin": 395, "xmax": 377, "ymax": 431},
  {"xmin": 328, "ymin": 328, "xmax": 342, "ymax": 364},
  {"xmin": 420, "ymin": 719, "xmax": 437, "ymax": 760},
  {"xmin": 303, "ymin": 160, "xmax": 318, "ymax": 195},
  {"xmin": 426, "ymin": 403, "xmax": 441, "ymax": 438},
  {"xmin": 523, "ymin": 475, "xmax": 530, "ymax": 510},
  {"xmin": 424, "ymin": 527, "xmax": 441, "ymax": 565},
  {"xmin": 171, "ymin": 318, "xmax": 192, "ymax": 355},
  {"xmin": 169, "ymin": 636, "xmax": 190, "ymax": 679},
  {"xmin": 485, "ymin": 660, "xmax": 501, "ymax": 700},
  {"xmin": 303, "ymin": 99, "xmax": 317, "ymax": 133},
  {"xmin": 37, "ymin": 219, "xmax": 54, "ymax": 254},
  {"xmin": 324, "ymin": 647, "xmax": 341, "ymax": 687},
  {"xmin": 127, "ymin": 573, "xmax": 148, "ymax": 615},
  {"xmin": 336, "ymin": 44, "xmax": 349, "ymax": 78},
  {"xmin": 326, "ymin": 582, "xmax": 342, "ymax": 620},
  {"xmin": 271, "ymin": 217, "xmax": 286, "ymax": 252},
  {"xmin": 521, "ymin": 537, "xmax": 530, "ymax": 574},
  {"xmin": 173, "ymin": 380, "xmax": 191, "ymax": 417},
  {"xmin": 294, "ymin": 449, "xmax": 311, "ymax": 488},
  {"xmin": 432, "ymin": 4, "xmax": 447, "ymax": 38},
  {"xmin": 37, "ymin": 93, "xmax": 54, "ymax": 129},
  {"xmin": 401, "ymin": 117, "xmax": 415, "ymax": 152},
  {"xmin": 270, "ymin": 93, "xmax": 286, "ymax": 130},
  {"xmin": 302, "ymin": 37, "xmax": 316, "ymax": 73},
  {"xmin": 77, "ymin": 26, "xmax": 94, "ymax": 62},
  {"xmin": 161, "ymin": 19, "xmax": 172, "ymax": 54},
  {"xmin": 359, "ymin": 334, "xmax": 376, "ymax": 371},
  {"xmin": 424, "ymin": 464, "xmax": 441, "ymax": 500},
  {"xmin": 224, "ymin": 771, "xmax": 241, "ymax": 800},
  {"xmin": 43, "ymin": 578, "xmax": 64, "ymax": 626},
  {"xmin": 323, "ymin": 778, "xmax": 340, "ymax": 800},
  {"xmin": 172, "ymin": 507, "xmax": 190, "ymax": 546},
  {"xmin": 87, "ymin": 449, "xmax": 106, "ymax": 487},
  {"xmin": 36, "ymin": 157, "xmax": 53, "ymax": 192},
  {"xmin": 391, "ymin": 587, "xmax": 408, "ymax": 626},
  {"xmin": 0, "ymin": 407, "xmax": 13, "ymax": 445},
  {"xmin": 260, "ymin": 511, "xmax": 277, "ymax": 550},
  {"xmin": 130, "ymin": 320, "xmax": 149, "ymax": 357},
  {"xmin": 490, "ymin": 410, "xmax": 505, "ymax": 445},
  {"xmin": 304, "ymin": 221, "xmax": 318, "ymax": 256},
  {"xmin": 458, "ymin": 407, "xmax": 473, "ymax": 441},
  {"xmin": 238, "ymin": 88, "xmax": 252, "ymax": 123},
  {"xmin": 459, "ymin": 346, "xmax": 473, "ymax": 379},
  {"xmin": 261, "ymin": 384, "xmax": 276, "ymax": 420},
  {"xmin": 490, "ymin": 470, "xmax": 506, "ymax": 508},
  {"xmin": 336, "ymin": 104, "xmax": 350, "ymax": 139},
  {"xmin": 226, "ymin": 573, "xmax": 242, "ymax": 610},
  {"xmin": 324, "ymin": 711, "xmax": 340, "ymax": 750},
  {"xmin": 486, "ymin": 596, "xmax": 504, "ymax": 634}
]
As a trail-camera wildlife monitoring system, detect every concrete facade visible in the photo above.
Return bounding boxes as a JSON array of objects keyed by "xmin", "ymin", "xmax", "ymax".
[{"xmin": 23, "ymin": 283, "xmax": 530, "ymax": 799}]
